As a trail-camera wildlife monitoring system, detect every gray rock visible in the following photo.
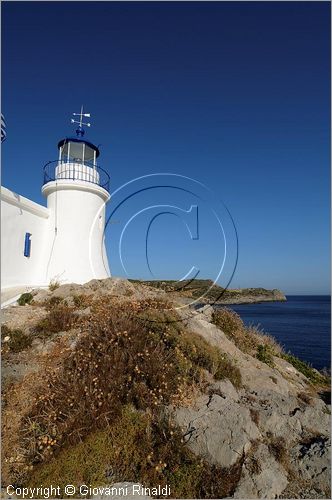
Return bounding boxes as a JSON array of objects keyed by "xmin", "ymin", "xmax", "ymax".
[
  {"xmin": 195, "ymin": 304, "xmax": 213, "ymax": 321},
  {"xmin": 234, "ymin": 443, "xmax": 288, "ymax": 498},
  {"xmin": 31, "ymin": 288, "xmax": 50, "ymax": 302},
  {"xmin": 289, "ymin": 437, "xmax": 331, "ymax": 495},
  {"xmin": 174, "ymin": 393, "xmax": 260, "ymax": 468},
  {"xmin": 242, "ymin": 389, "xmax": 330, "ymax": 444},
  {"xmin": 208, "ymin": 378, "xmax": 240, "ymax": 402}
]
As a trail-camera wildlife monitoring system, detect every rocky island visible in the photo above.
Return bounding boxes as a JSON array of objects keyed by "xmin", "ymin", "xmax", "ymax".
[{"xmin": 1, "ymin": 278, "xmax": 330, "ymax": 499}]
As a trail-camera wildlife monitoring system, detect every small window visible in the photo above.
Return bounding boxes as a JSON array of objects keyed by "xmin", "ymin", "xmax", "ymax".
[{"xmin": 24, "ymin": 233, "xmax": 31, "ymax": 257}]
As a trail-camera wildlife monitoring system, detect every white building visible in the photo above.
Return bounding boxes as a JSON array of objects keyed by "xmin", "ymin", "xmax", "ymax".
[{"xmin": 1, "ymin": 110, "xmax": 111, "ymax": 293}]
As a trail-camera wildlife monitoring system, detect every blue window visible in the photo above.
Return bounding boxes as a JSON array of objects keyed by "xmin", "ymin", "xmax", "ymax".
[{"xmin": 24, "ymin": 233, "xmax": 31, "ymax": 257}]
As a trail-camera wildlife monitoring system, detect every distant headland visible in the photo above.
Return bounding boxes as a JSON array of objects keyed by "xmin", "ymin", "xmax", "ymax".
[{"xmin": 129, "ymin": 279, "xmax": 287, "ymax": 305}]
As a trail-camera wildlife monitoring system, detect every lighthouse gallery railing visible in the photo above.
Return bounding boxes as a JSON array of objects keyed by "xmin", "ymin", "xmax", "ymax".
[{"xmin": 43, "ymin": 159, "xmax": 110, "ymax": 192}]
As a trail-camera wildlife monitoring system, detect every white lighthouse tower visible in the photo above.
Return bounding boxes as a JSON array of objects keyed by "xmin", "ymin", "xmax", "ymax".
[{"xmin": 42, "ymin": 107, "xmax": 111, "ymax": 284}]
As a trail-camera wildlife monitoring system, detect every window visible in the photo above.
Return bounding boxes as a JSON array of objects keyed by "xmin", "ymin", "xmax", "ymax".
[{"xmin": 24, "ymin": 233, "xmax": 31, "ymax": 257}]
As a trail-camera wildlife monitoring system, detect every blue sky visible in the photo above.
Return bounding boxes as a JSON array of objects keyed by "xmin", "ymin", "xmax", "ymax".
[{"xmin": 2, "ymin": 1, "xmax": 330, "ymax": 294}]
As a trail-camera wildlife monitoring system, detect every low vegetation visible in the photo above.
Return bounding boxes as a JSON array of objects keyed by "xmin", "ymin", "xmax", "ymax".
[
  {"xmin": 72, "ymin": 294, "xmax": 92, "ymax": 309},
  {"xmin": 212, "ymin": 308, "xmax": 282, "ymax": 360},
  {"xmin": 212, "ymin": 308, "xmax": 330, "ymax": 387},
  {"xmin": 27, "ymin": 405, "xmax": 243, "ymax": 498},
  {"xmin": 267, "ymin": 435, "xmax": 288, "ymax": 467},
  {"xmin": 256, "ymin": 344, "xmax": 275, "ymax": 367},
  {"xmin": 2, "ymin": 287, "xmax": 329, "ymax": 497},
  {"xmin": 17, "ymin": 293, "xmax": 34, "ymax": 306},
  {"xmin": 34, "ymin": 303, "xmax": 77, "ymax": 338},
  {"xmin": 1, "ymin": 325, "xmax": 33, "ymax": 354},
  {"xmin": 48, "ymin": 279, "xmax": 60, "ymax": 292},
  {"xmin": 281, "ymin": 353, "xmax": 330, "ymax": 386},
  {"xmin": 5, "ymin": 296, "xmax": 242, "ymax": 496}
]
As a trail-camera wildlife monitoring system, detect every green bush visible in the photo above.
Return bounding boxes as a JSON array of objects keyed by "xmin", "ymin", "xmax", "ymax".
[
  {"xmin": 256, "ymin": 344, "xmax": 274, "ymax": 367},
  {"xmin": 17, "ymin": 292, "xmax": 34, "ymax": 306},
  {"xmin": 282, "ymin": 353, "xmax": 330, "ymax": 385}
]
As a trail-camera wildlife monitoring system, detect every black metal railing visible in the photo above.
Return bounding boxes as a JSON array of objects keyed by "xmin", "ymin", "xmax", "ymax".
[{"xmin": 43, "ymin": 159, "xmax": 110, "ymax": 192}]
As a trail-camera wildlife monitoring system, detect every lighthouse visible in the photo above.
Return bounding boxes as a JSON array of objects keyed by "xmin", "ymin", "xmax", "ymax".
[
  {"xmin": 42, "ymin": 108, "xmax": 111, "ymax": 284},
  {"xmin": 1, "ymin": 108, "xmax": 111, "ymax": 292}
]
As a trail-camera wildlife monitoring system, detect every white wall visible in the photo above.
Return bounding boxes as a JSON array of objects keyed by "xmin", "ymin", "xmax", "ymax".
[
  {"xmin": 1, "ymin": 187, "xmax": 50, "ymax": 289},
  {"xmin": 1, "ymin": 177, "xmax": 111, "ymax": 289}
]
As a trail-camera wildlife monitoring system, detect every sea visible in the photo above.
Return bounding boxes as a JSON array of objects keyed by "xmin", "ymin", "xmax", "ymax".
[{"xmin": 226, "ymin": 296, "xmax": 331, "ymax": 371}]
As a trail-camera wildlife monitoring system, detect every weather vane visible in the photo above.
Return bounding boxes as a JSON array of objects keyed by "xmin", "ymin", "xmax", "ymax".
[{"xmin": 71, "ymin": 105, "xmax": 91, "ymax": 137}]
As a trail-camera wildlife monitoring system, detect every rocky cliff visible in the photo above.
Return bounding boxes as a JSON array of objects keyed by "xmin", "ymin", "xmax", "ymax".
[{"xmin": 1, "ymin": 278, "xmax": 329, "ymax": 499}]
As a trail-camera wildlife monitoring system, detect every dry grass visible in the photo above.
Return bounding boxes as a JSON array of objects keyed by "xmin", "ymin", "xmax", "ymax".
[
  {"xmin": 267, "ymin": 435, "xmax": 288, "ymax": 467},
  {"xmin": 249, "ymin": 408, "xmax": 260, "ymax": 426},
  {"xmin": 34, "ymin": 303, "xmax": 77, "ymax": 338},
  {"xmin": 72, "ymin": 294, "xmax": 93, "ymax": 309},
  {"xmin": 27, "ymin": 405, "xmax": 243, "ymax": 498},
  {"xmin": 4, "ymin": 296, "xmax": 243, "ymax": 496},
  {"xmin": 48, "ymin": 280, "xmax": 60, "ymax": 292},
  {"xmin": 212, "ymin": 308, "xmax": 283, "ymax": 361},
  {"xmin": 212, "ymin": 309, "xmax": 331, "ymax": 387},
  {"xmin": 1, "ymin": 325, "xmax": 33, "ymax": 354},
  {"xmin": 297, "ymin": 391, "xmax": 313, "ymax": 405}
]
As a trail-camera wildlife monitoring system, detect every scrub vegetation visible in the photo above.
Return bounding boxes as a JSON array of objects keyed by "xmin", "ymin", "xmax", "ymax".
[
  {"xmin": 4, "ymin": 296, "xmax": 242, "ymax": 498},
  {"xmin": 2, "ymin": 286, "xmax": 329, "ymax": 498},
  {"xmin": 212, "ymin": 308, "xmax": 330, "ymax": 385},
  {"xmin": 1, "ymin": 325, "xmax": 33, "ymax": 354},
  {"xmin": 17, "ymin": 293, "xmax": 34, "ymax": 306}
]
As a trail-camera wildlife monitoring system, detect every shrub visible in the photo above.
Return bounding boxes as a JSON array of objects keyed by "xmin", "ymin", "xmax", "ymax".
[
  {"xmin": 1, "ymin": 325, "xmax": 32, "ymax": 353},
  {"xmin": 141, "ymin": 307, "xmax": 242, "ymax": 388},
  {"xmin": 256, "ymin": 344, "xmax": 274, "ymax": 367},
  {"xmin": 26, "ymin": 405, "xmax": 243, "ymax": 498},
  {"xmin": 17, "ymin": 292, "xmax": 34, "ymax": 306},
  {"xmin": 282, "ymin": 353, "xmax": 330, "ymax": 386},
  {"xmin": 22, "ymin": 297, "xmax": 242, "ymax": 474},
  {"xmin": 212, "ymin": 308, "xmax": 283, "ymax": 358},
  {"xmin": 42, "ymin": 296, "xmax": 65, "ymax": 311},
  {"xmin": 212, "ymin": 308, "xmax": 245, "ymax": 340},
  {"xmin": 72, "ymin": 294, "xmax": 92, "ymax": 309},
  {"xmin": 48, "ymin": 280, "xmax": 60, "ymax": 292},
  {"xmin": 34, "ymin": 303, "xmax": 76, "ymax": 338}
]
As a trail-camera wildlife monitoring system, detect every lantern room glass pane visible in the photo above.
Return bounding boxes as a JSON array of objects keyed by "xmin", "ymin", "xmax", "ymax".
[
  {"xmin": 60, "ymin": 143, "xmax": 69, "ymax": 161},
  {"xmin": 68, "ymin": 142, "xmax": 84, "ymax": 162},
  {"xmin": 84, "ymin": 145, "xmax": 95, "ymax": 163},
  {"xmin": 60, "ymin": 142, "xmax": 95, "ymax": 165}
]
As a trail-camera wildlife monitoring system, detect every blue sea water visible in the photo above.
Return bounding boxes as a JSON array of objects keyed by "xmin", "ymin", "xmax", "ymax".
[{"xmin": 228, "ymin": 296, "xmax": 331, "ymax": 371}]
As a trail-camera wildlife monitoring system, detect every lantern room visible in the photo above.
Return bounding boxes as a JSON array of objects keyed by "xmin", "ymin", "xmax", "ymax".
[
  {"xmin": 57, "ymin": 136, "xmax": 100, "ymax": 167},
  {"xmin": 42, "ymin": 107, "xmax": 110, "ymax": 192}
]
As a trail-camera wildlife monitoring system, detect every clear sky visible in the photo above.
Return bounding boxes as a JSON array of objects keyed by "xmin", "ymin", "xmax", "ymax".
[{"xmin": 2, "ymin": 1, "xmax": 330, "ymax": 294}]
